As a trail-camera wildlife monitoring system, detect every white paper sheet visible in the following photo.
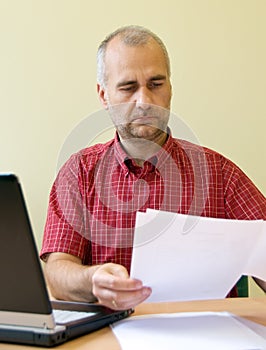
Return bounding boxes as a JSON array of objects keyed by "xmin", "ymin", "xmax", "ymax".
[
  {"xmin": 111, "ymin": 312, "xmax": 266, "ymax": 350},
  {"xmin": 131, "ymin": 210, "xmax": 265, "ymax": 302},
  {"xmin": 244, "ymin": 223, "xmax": 266, "ymax": 279}
]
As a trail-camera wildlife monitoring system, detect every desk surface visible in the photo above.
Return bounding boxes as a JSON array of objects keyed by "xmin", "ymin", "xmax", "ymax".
[{"xmin": 0, "ymin": 297, "xmax": 265, "ymax": 350}]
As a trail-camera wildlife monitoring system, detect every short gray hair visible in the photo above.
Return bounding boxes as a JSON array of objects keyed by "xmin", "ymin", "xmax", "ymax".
[{"xmin": 97, "ymin": 25, "xmax": 171, "ymax": 87}]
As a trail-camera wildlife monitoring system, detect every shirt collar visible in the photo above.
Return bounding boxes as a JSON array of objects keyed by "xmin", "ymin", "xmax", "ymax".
[
  {"xmin": 114, "ymin": 129, "xmax": 175, "ymax": 174},
  {"xmin": 113, "ymin": 132, "xmax": 131, "ymax": 174}
]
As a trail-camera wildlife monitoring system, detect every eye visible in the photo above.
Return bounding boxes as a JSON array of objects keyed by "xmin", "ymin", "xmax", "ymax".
[
  {"xmin": 148, "ymin": 81, "xmax": 164, "ymax": 89},
  {"xmin": 121, "ymin": 86, "xmax": 134, "ymax": 91},
  {"xmin": 119, "ymin": 84, "xmax": 137, "ymax": 92}
]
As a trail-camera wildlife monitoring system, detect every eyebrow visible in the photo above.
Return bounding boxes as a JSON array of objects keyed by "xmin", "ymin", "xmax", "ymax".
[
  {"xmin": 116, "ymin": 75, "xmax": 167, "ymax": 88},
  {"xmin": 116, "ymin": 80, "xmax": 137, "ymax": 88},
  {"xmin": 150, "ymin": 74, "xmax": 167, "ymax": 81}
]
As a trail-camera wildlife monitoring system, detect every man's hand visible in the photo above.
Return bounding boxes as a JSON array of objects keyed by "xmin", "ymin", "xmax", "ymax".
[
  {"xmin": 44, "ymin": 253, "xmax": 151, "ymax": 309},
  {"xmin": 92, "ymin": 263, "xmax": 152, "ymax": 310}
]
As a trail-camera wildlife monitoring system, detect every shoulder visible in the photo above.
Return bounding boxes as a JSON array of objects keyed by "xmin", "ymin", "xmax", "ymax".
[
  {"xmin": 171, "ymin": 138, "xmax": 243, "ymax": 173},
  {"xmin": 65, "ymin": 139, "xmax": 115, "ymax": 169},
  {"xmin": 173, "ymin": 138, "xmax": 219, "ymax": 155},
  {"xmin": 79, "ymin": 138, "xmax": 114, "ymax": 157},
  {"xmin": 171, "ymin": 138, "xmax": 223, "ymax": 161},
  {"xmin": 55, "ymin": 139, "xmax": 115, "ymax": 186}
]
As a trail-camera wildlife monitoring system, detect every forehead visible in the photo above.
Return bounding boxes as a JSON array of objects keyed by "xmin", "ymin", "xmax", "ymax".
[{"xmin": 104, "ymin": 37, "xmax": 168, "ymax": 81}]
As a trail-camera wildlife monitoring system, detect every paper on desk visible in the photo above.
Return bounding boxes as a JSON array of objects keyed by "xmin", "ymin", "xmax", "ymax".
[
  {"xmin": 111, "ymin": 312, "xmax": 266, "ymax": 350},
  {"xmin": 131, "ymin": 210, "xmax": 265, "ymax": 302}
]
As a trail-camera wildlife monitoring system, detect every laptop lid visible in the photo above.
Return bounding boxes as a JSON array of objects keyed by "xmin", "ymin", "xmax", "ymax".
[{"xmin": 0, "ymin": 174, "xmax": 133, "ymax": 347}]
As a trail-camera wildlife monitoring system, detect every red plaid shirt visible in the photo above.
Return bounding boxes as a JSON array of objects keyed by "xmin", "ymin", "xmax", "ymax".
[{"xmin": 41, "ymin": 133, "xmax": 266, "ymax": 296}]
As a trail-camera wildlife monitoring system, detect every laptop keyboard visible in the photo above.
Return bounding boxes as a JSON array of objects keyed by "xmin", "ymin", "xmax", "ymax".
[{"xmin": 53, "ymin": 309, "xmax": 96, "ymax": 324}]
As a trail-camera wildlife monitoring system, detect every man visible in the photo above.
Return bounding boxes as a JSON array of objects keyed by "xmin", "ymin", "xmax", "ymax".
[{"xmin": 41, "ymin": 25, "xmax": 266, "ymax": 310}]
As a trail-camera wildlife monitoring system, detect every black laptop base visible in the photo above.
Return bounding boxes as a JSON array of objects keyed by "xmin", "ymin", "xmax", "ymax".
[{"xmin": 0, "ymin": 301, "xmax": 134, "ymax": 347}]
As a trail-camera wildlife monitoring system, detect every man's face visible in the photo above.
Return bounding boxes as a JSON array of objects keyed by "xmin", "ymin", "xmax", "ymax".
[{"xmin": 98, "ymin": 36, "xmax": 172, "ymax": 141}]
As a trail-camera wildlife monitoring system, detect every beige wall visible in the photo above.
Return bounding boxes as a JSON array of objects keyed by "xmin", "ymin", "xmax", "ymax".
[{"xmin": 0, "ymin": 0, "xmax": 265, "ymax": 296}]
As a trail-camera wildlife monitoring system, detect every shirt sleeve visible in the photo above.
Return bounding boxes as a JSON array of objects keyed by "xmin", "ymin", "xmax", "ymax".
[
  {"xmin": 40, "ymin": 153, "xmax": 90, "ymax": 263},
  {"xmin": 222, "ymin": 157, "xmax": 266, "ymax": 220}
]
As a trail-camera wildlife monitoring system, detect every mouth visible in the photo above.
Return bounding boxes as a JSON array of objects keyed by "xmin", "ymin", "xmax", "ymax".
[{"xmin": 131, "ymin": 116, "xmax": 157, "ymax": 124}]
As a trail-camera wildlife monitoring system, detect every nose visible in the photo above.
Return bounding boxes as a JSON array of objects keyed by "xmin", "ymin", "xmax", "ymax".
[{"xmin": 135, "ymin": 87, "xmax": 153, "ymax": 111}]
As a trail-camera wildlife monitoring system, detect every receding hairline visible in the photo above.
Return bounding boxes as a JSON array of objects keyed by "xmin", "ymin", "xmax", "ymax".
[
  {"xmin": 97, "ymin": 25, "xmax": 171, "ymax": 86},
  {"xmin": 106, "ymin": 26, "xmax": 154, "ymax": 45}
]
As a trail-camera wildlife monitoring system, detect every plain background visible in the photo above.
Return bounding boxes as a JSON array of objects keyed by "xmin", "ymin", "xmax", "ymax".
[{"xmin": 0, "ymin": 0, "xmax": 265, "ymax": 296}]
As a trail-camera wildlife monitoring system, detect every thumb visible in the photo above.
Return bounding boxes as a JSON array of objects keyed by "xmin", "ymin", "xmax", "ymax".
[{"xmin": 107, "ymin": 263, "xmax": 129, "ymax": 279}]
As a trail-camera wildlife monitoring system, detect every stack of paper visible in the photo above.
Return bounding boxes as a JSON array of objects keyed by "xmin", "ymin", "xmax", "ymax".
[
  {"xmin": 131, "ymin": 210, "xmax": 266, "ymax": 302},
  {"xmin": 112, "ymin": 312, "xmax": 266, "ymax": 350}
]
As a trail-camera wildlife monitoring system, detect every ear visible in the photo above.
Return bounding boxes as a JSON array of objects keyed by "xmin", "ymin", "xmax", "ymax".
[{"xmin": 97, "ymin": 83, "xmax": 109, "ymax": 110}]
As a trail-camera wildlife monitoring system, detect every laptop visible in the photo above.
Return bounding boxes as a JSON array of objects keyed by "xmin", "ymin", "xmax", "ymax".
[{"xmin": 0, "ymin": 174, "xmax": 133, "ymax": 347}]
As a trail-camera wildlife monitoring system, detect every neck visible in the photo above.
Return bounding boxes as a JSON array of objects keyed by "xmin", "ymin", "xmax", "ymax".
[{"xmin": 119, "ymin": 132, "xmax": 168, "ymax": 166}]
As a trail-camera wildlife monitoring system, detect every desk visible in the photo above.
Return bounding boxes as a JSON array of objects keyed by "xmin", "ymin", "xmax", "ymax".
[{"xmin": 0, "ymin": 297, "xmax": 265, "ymax": 350}]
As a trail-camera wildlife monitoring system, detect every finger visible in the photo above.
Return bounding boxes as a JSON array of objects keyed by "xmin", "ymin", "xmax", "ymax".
[
  {"xmin": 103, "ymin": 263, "xmax": 140, "ymax": 286},
  {"xmin": 97, "ymin": 274, "xmax": 143, "ymax": 291},
  {"xmin": 113, "ymin": 287, "xmax": 152, "ymax": 310},
  {"xmin": 111, "ymin": 287, "xmax": 152, "ymax": 310},
  {"xmin": 93, "ymin": 264, "xmax": 143, "ymax": 291},
  {"xmin": 98, "ymin": 286, "xmax": 152, "ymax": 310},
  {"xmin": 107, "ymin": 263, "xmax": 129, "ymax": 278}
]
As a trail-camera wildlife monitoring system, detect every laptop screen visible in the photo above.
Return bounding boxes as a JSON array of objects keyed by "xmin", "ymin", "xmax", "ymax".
[{"xmin": 0, "ymin": 174, "xmax": 52, "ymax": 315}]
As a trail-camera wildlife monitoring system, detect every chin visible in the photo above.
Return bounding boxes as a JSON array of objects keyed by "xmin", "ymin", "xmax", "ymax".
[{"xmin": 130, "ymin": 124, "xmax": 165, "ymax": 140}]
